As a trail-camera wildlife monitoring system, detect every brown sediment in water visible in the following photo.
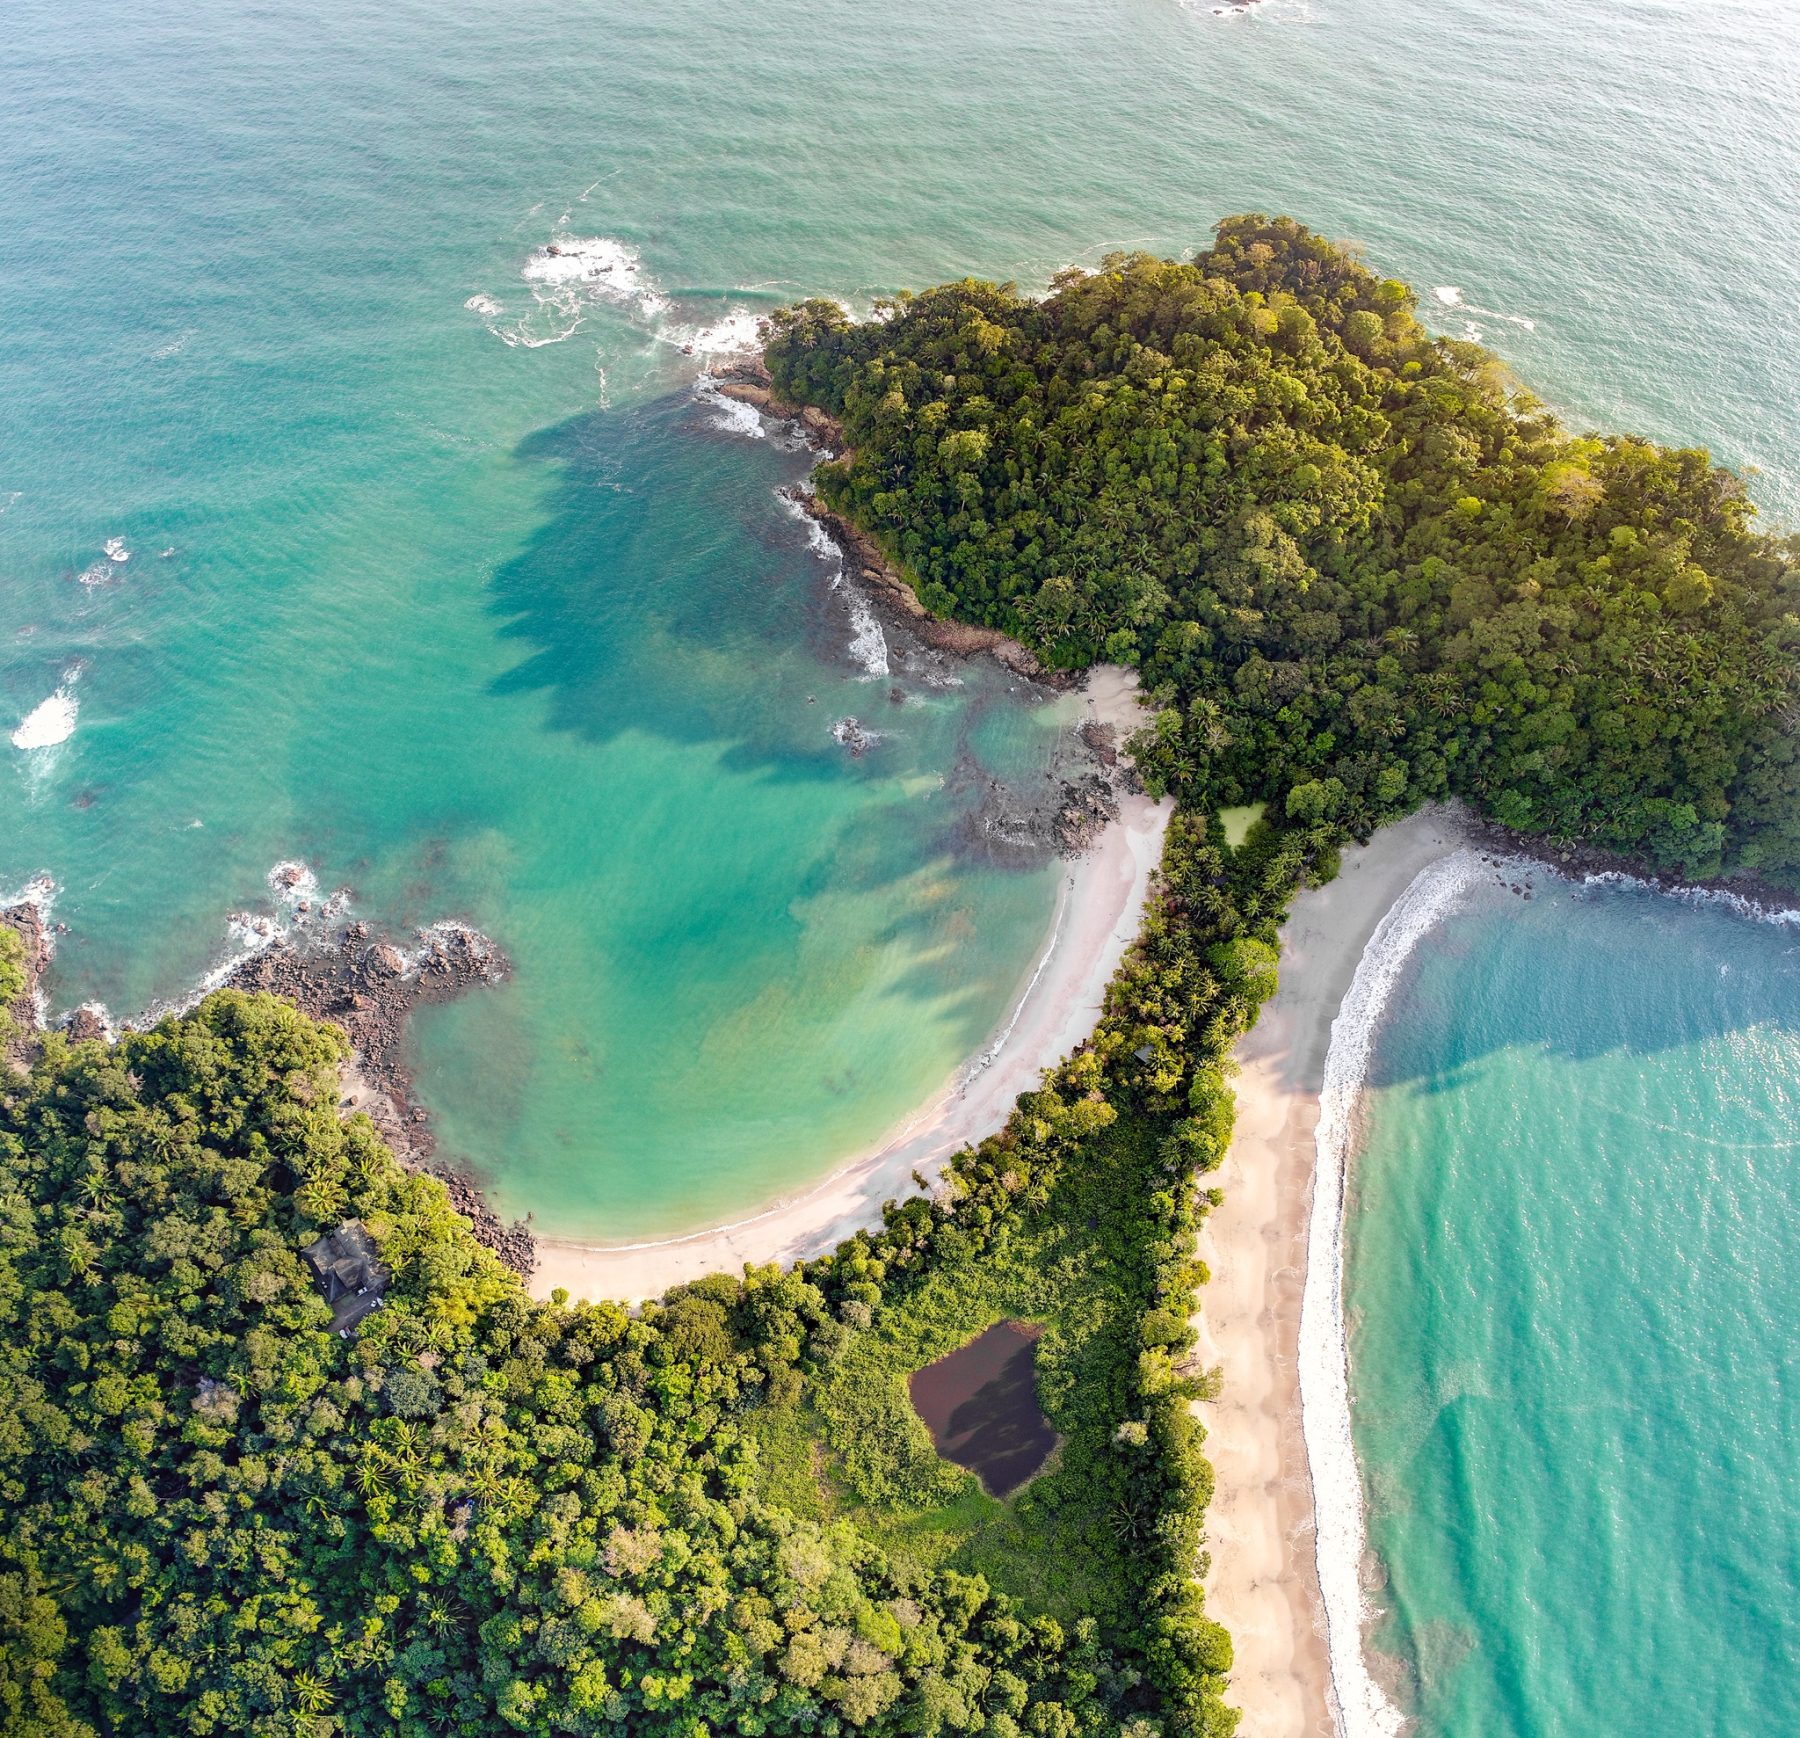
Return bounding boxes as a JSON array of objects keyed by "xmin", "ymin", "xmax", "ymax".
[{"xmin": 908, "ymin": 1320, "xmax": 1057, "ymax": 1497}]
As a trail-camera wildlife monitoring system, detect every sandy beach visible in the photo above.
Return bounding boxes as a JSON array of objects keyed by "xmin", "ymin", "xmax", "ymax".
[
  {"xmin": 530, "ymin": 665, "xmax": 1173, "ymax": 1304},
  {"xmin": 1192, "ymin": 806, "xmax": 1470, "ymax": 1737}
]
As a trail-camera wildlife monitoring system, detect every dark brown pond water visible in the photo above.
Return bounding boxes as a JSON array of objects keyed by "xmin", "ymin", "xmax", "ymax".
[{"xmin": 908, "ymin": 1319, "xmax": 1057, "ymax": 1497}]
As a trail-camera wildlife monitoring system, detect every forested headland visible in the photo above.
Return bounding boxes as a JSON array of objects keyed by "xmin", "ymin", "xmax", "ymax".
[
  {"xmin": 3, "ymin": 218, "xmax": 1795, "ymax": 1738},
  {"xmin": 768, "ymin": 215, "xmax": 1800, "ymax": 884}
]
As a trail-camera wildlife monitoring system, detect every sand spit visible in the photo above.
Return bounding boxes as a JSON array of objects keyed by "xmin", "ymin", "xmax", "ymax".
[
  {"xmin": 531, "ymin": 666, "xmax": 1172, "ymax": 1303},
  {"xmin": 1191, "ymin": 806, "xmax": 1470, "ymax": 1737}
]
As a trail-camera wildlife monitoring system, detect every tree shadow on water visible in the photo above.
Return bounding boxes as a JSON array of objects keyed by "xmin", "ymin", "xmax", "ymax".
[
  {"xmin": 487, "ymin": 389, "xmax": 854, "ymax": 781},
  {"xmin": 482, "ymin": 389, "xmax": 1068, "ymax": 1018}
]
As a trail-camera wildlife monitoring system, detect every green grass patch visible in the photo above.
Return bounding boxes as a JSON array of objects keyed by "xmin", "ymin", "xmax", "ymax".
[{"xmin": 1218, "ymin": 803, "xmax": 1266, "ymax": 850}]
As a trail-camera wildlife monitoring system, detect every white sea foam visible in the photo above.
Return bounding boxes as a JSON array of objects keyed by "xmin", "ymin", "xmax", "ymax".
[
  {"xmin": 67, "ymin": 1001, "xmax": 116, "ymax": 1042},
  {"xmin": 1581, "ymin": 868, "xmax": 1800, "ymax": 928},
  {"xmin": 0, "ymin": 873, "xmax": 57, "ymax": 923},
  {"xmin": 692, "ymin": 375, "xmax": 767, "ymax": 439},
  {"xmin": 76, "ymin": 560, "xmax": 116, "ymax": 587},
  {"xmin": 11, "ymin": 672, "xmax": 80, "ymax": 750},
  {"xmin": 1433, "ymin": 283, "xmax": 1535, "ymax": 332},
  {"xmin": 777, "ymin": 489, "xmax": 891, "ymax": 676},
  {"xmin": 960, "ymin": 871, "xmax": 1073, "ymax": 1089},
  {"xmin": 837, "ymin": 577, "xmax": 890, "ymax": 677},
  {"xmin": 463, "ymin": 292, "xmax": 504, "ymax": 318},
  {"xmin": 1299, "ymin": 847, "xmax": 1494, "ymax": 1738},
  {"xmin": 522, "ymin": 234, "xmax": 667, "ymax": 319},
  {"xmin": 151, "ymin": 860, "xmax": 352, "ymax": 1017},
  {"xmin": 673, "ymin": 309, "xmax": 766, "ymax": 358},
  {"xmin": 104, "ymin": 537, "xmax": 129, "ymax": 562}
]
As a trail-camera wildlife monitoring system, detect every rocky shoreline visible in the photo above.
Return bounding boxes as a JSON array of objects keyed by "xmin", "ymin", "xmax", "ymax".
[
  {"xmin": 221, "ymin": 918, "xmax": 538, "ymax": 1275},
  {"xmin": 1458, "ymin": 817, "xmax": 1800, "ymax": 918},
  {"xmin": 0, "ymin": 890, "xmax": 537, "ymax": 1277},
  {"xmin": 709, "ymin": 358, "xmax": 1063, "ymax": 689}
]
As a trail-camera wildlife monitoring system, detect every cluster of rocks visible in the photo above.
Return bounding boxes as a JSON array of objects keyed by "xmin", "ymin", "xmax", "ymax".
[
  {"xmin": 946, "ymin": 721, "xmax": 1128, "ymax": 867},
  {"xmin": 830, "ymin": 716, "xmax": 877, "ymax": 756}
]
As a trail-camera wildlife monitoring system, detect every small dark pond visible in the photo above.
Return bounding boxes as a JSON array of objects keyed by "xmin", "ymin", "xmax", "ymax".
[{"xmin": 908, "ymin": 1319, "xmax": 1057, "ymax": 1497}]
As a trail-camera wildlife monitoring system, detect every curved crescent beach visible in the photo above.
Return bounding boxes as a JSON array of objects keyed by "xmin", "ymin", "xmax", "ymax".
[
  {"xmin": 529, "ymin": 666, "xmax": 1173, "ymax": 1305},
  {"xmin": 1192, "ymin": 806, "xmax": 1476, "ymax": 1737}
]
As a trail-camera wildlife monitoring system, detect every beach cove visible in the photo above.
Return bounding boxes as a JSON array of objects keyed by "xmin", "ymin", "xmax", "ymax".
[{"xmin": 530, "ymin": 664, "xmax": 1173, "ymax": 1301}]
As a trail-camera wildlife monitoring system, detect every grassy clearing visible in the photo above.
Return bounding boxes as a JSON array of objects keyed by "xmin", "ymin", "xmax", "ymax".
[{"xmin": 747, "ymin": 1113, "xmax": 1172, "ymax": 1633}]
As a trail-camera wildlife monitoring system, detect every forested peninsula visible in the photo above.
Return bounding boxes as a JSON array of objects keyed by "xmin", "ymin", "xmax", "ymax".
[{"xmin": 3, "ymin": 219, "xmax": 1795, "ymax": 1738}]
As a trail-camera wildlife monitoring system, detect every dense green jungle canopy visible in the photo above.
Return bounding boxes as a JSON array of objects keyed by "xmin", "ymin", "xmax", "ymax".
[
  {"xmin": 768, "ymin": 216, "xmax": 1800, "ymax": 883},
  {"xmin": 0, "ymin": 801, "xmax": 1307, "ymax": 1738}
]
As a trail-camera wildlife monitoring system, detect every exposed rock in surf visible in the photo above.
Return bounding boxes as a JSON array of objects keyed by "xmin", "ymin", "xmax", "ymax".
[
  {"xmin": 1080, "ymin": 718, "xmax": 1120, "ymax": 768},
  {"xmin": 831, "ymin": 716, "xmax": 876, "ymax": 756},
  {"xmin": 945, "ymin": 725, "xmax": 1125, "ymax": 867},
  {"xmin": 63, "ymin": 1005, "xmax": 112, "ymax": 1044}
]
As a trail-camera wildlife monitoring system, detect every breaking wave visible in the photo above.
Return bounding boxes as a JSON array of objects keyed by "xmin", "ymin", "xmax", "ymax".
[
  {"xmin": 1299, "ymin": 847, "xmax": 1494, "ymax": 1738},
  {"xmin": 166, "ymin": 861, "xmax": 352, "ymax": 1013},
  {"xmin": 1432, "ymin": 283, "xmax": 1536, "ymax": 333},
  {"xmin": 522, "ymin": 233, "xmax": 667, "ymax": 319},
  {"xmin": 11, "ymin": 672, "xmax": 80, "ymax": 750},
  {"xmin": 669, "ymin": 308, "xmax": 765, "ymax": 358},
  {"xmin": 692, "ymin": 375, "xmax": 766, "ymax": 439},
  {"xmin": 468, "ymin": 233, "xmax": 672, "ymax": 350},
  {"xmin": 777, "ymin": 490, "xmax": 891, "ymax": 677},
  {"xmin": 1580, "ymin": 868, "xmax": 1800, "ymax": 928}
]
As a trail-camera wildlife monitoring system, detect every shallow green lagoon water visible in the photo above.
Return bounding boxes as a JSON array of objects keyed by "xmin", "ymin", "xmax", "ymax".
[
  {"xmin": 5, "ymin": 0, "xmax": 1795, "ymax": 1237},
  {"xmin": 1349, "ymin": 875, "xmax": 1800, "ymax": 1735}
]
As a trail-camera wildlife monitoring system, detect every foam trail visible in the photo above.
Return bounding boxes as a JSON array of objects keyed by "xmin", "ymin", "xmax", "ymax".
[
  {"xmin": 959, "ymin": 871, "xmax": 1072, "ymax": 1088},
  {"xmin": 777, "ymin": 490, "xmax": 890, "ymax": 676},
  {"xmin": 1299, "ymin": 847, "xmax": 1493, "ymax": 1738},
  {"xmin": 1433, "ymin": 283, "xmax": 1535, "ymax": 331},
  {"xmin": 146, "ymin": 860, "xmax": 349, "ymax": 1020},
  {"xmin": 522, "ymin": 234, "xmax": 667, "ymax": 319},
  {"xmin": 1581, "ymin": 869, "xmax": 1800, "ymax": 928},
  {"xmin": 837, "ymin": 577, "xmax": 890, "ymax": 677},
  {"xmin": 671, "ymin": 309, "xmax": 765, "ymax": 357}
]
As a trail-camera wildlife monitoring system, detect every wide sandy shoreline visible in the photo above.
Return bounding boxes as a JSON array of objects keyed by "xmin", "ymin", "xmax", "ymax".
[
  {"xmin": 1191, "ymin": 806, "xmax": 1470, "ymax": 1737},
  {"xmin": 530, "ymin": 666, "xmax": 1173, "ymax": 1304}
]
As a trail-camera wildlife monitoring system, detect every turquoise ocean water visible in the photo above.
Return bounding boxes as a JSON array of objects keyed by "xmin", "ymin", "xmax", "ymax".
[
  {"xmin": 1351, "ymin": 874, "xmax": 1800, "ymax": 1735},
  {"xmin": 3, "ymin": 1, "xmax": 1797, "ymax": 1725}
]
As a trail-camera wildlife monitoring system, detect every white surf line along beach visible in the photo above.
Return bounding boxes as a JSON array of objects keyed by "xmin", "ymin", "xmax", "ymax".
[
  {"xmin": 529, "ymin": 665, "xmax": 1172, "ymax": 1305},
  {"xmin": 1193, "ymin": 806, "xmax": 1489, "ymax": 1738}
]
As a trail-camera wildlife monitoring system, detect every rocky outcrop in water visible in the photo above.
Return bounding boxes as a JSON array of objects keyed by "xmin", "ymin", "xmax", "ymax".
[{"xmin": 946, "ymin": 710, "xmax": 1129, "ymax": 867}]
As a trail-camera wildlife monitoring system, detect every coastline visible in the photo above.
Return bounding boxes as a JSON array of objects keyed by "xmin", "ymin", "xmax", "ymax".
[
  {"xmin": 529, "ymin": 665, "xmax": 1172, "ymax": 1304},
  {"xmin": 1192, "ymin": 806, "xmax": 1473, "ymax": 1737}
]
